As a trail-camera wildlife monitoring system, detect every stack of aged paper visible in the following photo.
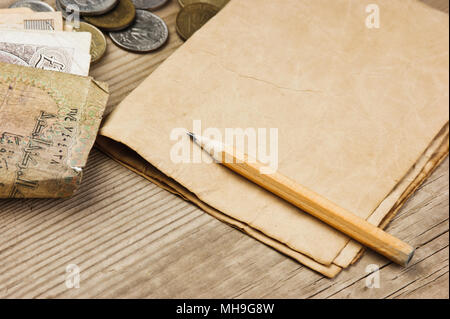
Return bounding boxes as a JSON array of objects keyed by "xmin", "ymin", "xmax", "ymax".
[{"xmin": 99, "ymin": 0, "xmax": 449, "ymax": 277}]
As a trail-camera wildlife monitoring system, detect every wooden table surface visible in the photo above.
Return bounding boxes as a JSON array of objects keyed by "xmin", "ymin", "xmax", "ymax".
[{"xmin": 0, "ymin": 0, "xmax": 448, "ymax": 299}]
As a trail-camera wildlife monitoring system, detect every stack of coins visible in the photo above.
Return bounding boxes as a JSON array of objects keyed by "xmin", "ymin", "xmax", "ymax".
[
  {"xmin": 176, "ymin": 0, "xmax": 229, "ymax": 40},
  {"xmin": 56, "ymin": 0, "xmax": 170, "ymax": 55},
  {"xmin": 8, "ymin": 0, "xmax": 229, "ymax": 62},
  {"xmin": 9, "ymin": 0, "xmax": 171, "ymax": 61}
]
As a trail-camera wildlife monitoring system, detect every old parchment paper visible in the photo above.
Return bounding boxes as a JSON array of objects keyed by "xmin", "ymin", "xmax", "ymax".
[
  {"xmin": 99, "ymin": 0, "xmax": 449, "ymax": 277},
  {"xmin": 0, "ymin": 62, "xmax": 109, "ymax": 198}
]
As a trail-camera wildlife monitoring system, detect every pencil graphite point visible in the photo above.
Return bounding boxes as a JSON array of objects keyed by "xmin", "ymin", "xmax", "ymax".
[
  {"xmin": 186, "ymin": 132, "xmax": 225, "ymax": 163},
  {"xmin": 186, "ymin": 131, "xmax": 196, "ymax": 142}
]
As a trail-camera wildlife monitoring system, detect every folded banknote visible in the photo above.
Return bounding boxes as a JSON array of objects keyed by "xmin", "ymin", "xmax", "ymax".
[
  {"xmin": 0, "ymin": 30, "xmax": 91, "ymax": 76},
  {"xmin": 0, "ymin": 62, "xmax": 109, "ymax": 198}
]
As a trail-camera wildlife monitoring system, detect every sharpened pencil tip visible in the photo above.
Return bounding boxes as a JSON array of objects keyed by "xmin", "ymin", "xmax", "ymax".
[{"xmin": 186, "ymin": 131, "xmax": 196, "ymax": 141}]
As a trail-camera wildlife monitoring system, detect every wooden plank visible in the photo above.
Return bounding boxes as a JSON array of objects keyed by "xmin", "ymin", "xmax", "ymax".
[
  {"xmin": 0, "ymin": 154, "xmax": 446, "ymax": 298},
  {"xmin": 0, "ymin": 0, "xmax": 448, "ymax": 299}
]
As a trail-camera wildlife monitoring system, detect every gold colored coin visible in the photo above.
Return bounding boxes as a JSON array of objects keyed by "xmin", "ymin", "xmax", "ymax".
[
  {"xmin": 177, "ymin": 0, "xmax": 229, "ymax": 9},
  {"xmin": 176, "ymin": 3, "xmax": 219, "ymax": 41},
  {"xmin": 74, "ymin": 22, "xmax": 107, "ymax": 64},
  {"xmin": 84, "ymin": 0, "xmax": 136, "ymax": 32}
]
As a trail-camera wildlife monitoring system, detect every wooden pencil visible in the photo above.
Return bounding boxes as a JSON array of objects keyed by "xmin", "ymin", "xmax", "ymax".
[{"xmin": 188, "ymin": 132, "xmax": 415, "ymax": 267}]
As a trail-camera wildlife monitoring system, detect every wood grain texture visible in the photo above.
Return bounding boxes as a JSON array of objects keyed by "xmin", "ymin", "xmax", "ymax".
[{"xmin": 0, "ymin": 0, "xmax": 448, "ymax": 298}]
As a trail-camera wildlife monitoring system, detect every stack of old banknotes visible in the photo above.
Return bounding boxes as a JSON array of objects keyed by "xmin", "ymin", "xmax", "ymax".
[
  {"xmin": 0, "ymin": 7, "xmax": 109, "ymax": 199},
  {"xmin": 0, "ymin": 7, "xmax": 91, "ymax": 75}
]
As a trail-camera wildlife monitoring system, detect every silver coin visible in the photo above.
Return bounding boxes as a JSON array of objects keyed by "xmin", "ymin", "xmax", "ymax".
[
  {"xmin": 55, "ymin": 0, "xmax": 84, "ymax": 21},
  {"xmin": 55, "ymin": 0, "xmax": 68, "ymax": 18},
  {"xmin": 9, "ymin": 0, "xmax": 55, "ymax": 12},
  {"xmin": 131, "ymin": 0, "xmax": 168, "ymax": 10},
  {"xmin": 109, "ymin": 10, "xmax": 169, "ymax": 53},
  {"xmin": 58, "ymin": 0, "xmax": 118, "ymax": 16}
]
